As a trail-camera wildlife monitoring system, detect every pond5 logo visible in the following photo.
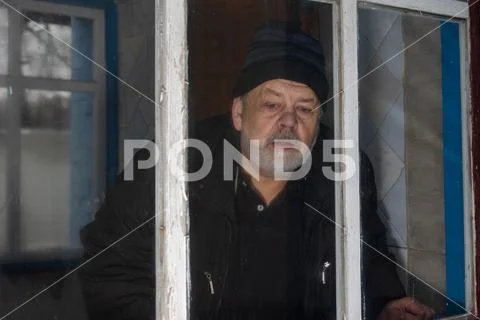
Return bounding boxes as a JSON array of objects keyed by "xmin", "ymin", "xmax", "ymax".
[{"xmin": 123, "ymin": 139, "xmax": 357, "ymax": 182}]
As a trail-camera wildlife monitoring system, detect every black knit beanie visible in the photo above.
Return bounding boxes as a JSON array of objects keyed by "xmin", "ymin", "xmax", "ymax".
[{"xmin": 233, "ymin": 21, "xmax": 329, "ymax": 102}]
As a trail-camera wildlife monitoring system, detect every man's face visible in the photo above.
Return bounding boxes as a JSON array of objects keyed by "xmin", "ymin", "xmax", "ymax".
[{"xmin": 232, "ymin": 79, "xmax": 322, "ymax": 178}]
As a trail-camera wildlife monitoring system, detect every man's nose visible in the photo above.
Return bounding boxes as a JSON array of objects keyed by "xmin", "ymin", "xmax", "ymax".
[{"xmin": 279, "ymin": 111, "xmax": 298, "ymax": 129}]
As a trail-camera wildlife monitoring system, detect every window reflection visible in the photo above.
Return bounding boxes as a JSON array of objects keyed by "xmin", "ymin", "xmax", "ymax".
[
  {"xmin": 0, "ymin": 3, "xmax": 102, "ymax": 320},
  {"xmin": 21, "ymin": 11, "xmax": 93, "ymax": 81},
  {"xmin": 20, "ymin": 90, "xmax": 71, "ymax": 252},
  {"xmin": 22, "ymin": 12, "xmax": 72, "ymax": 79}
]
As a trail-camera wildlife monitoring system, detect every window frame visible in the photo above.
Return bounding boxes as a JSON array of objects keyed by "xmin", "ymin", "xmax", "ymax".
[
  {"xmin": 0, "ymin": 0, "xmax": 106, "ymax": 261},
  {"xmin": 314, "ymin": 0, "xmax": 475, "ymax": 317},
  {"xmin": 155, "ymin": 0, "xmax": 189, "ymax": 318},
  {"xmin": 154, "ymin": 0, "xmax": 476, "ymax": 319}
]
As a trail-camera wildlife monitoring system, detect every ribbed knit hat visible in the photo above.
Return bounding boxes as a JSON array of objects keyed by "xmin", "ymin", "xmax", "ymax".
[{"xmin": 233, "ymin": 21, "xmax": 328, "ymax": 102}]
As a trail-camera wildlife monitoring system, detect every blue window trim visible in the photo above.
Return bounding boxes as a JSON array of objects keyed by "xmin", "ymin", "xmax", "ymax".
[{"xmin": 441, "ymin": 21, "xmax": 466, "ymax": 315}]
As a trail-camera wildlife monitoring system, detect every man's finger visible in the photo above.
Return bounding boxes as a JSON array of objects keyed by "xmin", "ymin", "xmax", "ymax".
[
  {"xmin": 405, "ymin": 300, "xmax": 435, "ymax": 319},
  {"xmin": 404, "ymin": 300, "xmax": 423, "ymax": 314}
]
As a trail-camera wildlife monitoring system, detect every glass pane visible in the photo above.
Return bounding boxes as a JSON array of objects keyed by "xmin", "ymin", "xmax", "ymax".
[
  {"xmin": 65, "ymin": 0, "xmax": 156, "ymax": 318},
  {"xmin": 21, "ymin": 11, "xmax": 93, "ymax": 81},
  {"xmin": 0, "ymin": 88, "xmax": 7, "ymax": 254},
  {"xmin": 0, "ymin": 6, "xmax": 102, "ymax": 320},
  {"xmin": 19, "ymin": 89, "xmax": 94, "ymax": 252},
  {"xmin": 0, "ymin": 89, "xmax": 95, "ymax": 320},
  {"xmin": 188, "ymin": 1, "xmax": 337, "ymax": 319},
  {"xmin": 0, "ymin": 6, "xmax": 7, "ymax": 74},
  {"xmin": 359, "ymin": 7, "xmax": 466, "ymax": 318}
]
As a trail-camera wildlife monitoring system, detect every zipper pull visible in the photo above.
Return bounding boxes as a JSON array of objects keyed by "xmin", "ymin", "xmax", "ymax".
[
  {"xmin": 321, "ymin": 261, "xmax": 331, "ymax": 285},
  {"xmin": 204, "ymin": 272, "xmax": 215, "ymax": 295}
]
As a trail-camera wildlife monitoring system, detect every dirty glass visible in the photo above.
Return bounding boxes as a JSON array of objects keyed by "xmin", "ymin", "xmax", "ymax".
[
  {"xmin": 21, "ymin": 11, "xmax": 93, "ymax": 81},
  {"xmin": 187, "ymin": 0, "xmax": 338, "ymax": 319},
  {"xmin": 19, "ymin": 90, "xmax": 95, "ymax": 252},
  {"xmin": 359, "ymin": 6, "xmax": 468, "ymax": 318},
  {"xmin": 0, "ymin": 3, "xmax": 106, "ymax": 320},
  {"xmin": 20, "ymin": 90, "xmax": 72, "ymax": 253}
]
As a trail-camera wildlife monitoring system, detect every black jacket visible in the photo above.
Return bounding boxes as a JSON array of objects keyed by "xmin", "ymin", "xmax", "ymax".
[{"xmin": 79, "ymin": 115, "xmax": 405, "ymax": 320}]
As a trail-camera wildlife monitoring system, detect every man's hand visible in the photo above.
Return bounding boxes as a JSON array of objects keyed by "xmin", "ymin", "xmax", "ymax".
[{"xmin": 377, "ymin": 297, "xmax": 435, "ymax": 320}]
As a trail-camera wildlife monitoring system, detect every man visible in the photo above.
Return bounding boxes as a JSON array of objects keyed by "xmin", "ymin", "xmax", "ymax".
[{"xmin": 79, "ymin": 22, "xmax": 435, "ymax": 319}]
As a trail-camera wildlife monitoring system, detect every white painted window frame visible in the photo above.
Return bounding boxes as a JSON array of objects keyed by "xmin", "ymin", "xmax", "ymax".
[
  {"xmin": 0, "ymin": 0, "xmax": 105, "ymax": 255},
  {"xmin": 155, "ymin": 0, "xmax": 189, "ymax": 319},
  {"xmin": 154, "ymin": 0, "xmax": 474, "ymax": 319}
]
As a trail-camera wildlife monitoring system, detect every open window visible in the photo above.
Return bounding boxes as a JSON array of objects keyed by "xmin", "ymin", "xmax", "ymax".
[
  {"xmin": 358, "ymin": 7, "xmax": 472, "ymax": 317},
  {"xmin": 155, "ymin": 0, "xmax": 475, "ymax": 319}
]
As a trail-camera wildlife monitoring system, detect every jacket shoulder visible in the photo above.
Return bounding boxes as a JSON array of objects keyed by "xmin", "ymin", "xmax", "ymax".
[
  {"xmin": 79, "ymin": 159, "xmax": 155, "ymax": 319},
  {"xmin": 191, "ymin": 114, "xmax": 231, "ymax": 144}
]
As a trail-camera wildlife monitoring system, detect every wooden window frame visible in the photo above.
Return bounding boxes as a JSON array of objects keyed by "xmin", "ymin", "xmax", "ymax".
[{"xmin": 154, "ymin": 0, "xmax": 476, "ymax": 318}]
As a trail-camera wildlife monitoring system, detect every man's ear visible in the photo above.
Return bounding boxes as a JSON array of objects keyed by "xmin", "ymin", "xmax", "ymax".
[{"xmin": 231, "ymin": 97, "xmax": 243, "ymax": 131}]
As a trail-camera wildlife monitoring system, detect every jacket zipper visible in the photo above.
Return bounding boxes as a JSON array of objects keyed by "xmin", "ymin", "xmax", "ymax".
[
  {"xmin": 204, "ymin": 271, "xmax": 215, "ymax": 295},
  {"xmin": 321, "ymin": 261, "xmax": 331, "ymax": 285}
]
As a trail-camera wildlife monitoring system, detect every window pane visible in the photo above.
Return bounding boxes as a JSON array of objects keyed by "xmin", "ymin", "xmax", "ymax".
[
  {"xmin": 188, "ymin": 1, "xmax": 337, "ymax": 319},
  {"xmin": 19, "ymin": 89, "xmax": 94, "ymax": 252},
  {"xmin": 359, "ymin": 7, "xmax": 466, "ymax": 317},
  {"xmin": 0, "ymin": 5, "xmax": 104, "ymax": 320},
  {"xmin": 0, "ymin": 6, "xmax": 7, "ymax": 75},
  {"xmin": 21, "ymin": 11, "xmax": 93, "ymax": 81}
]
